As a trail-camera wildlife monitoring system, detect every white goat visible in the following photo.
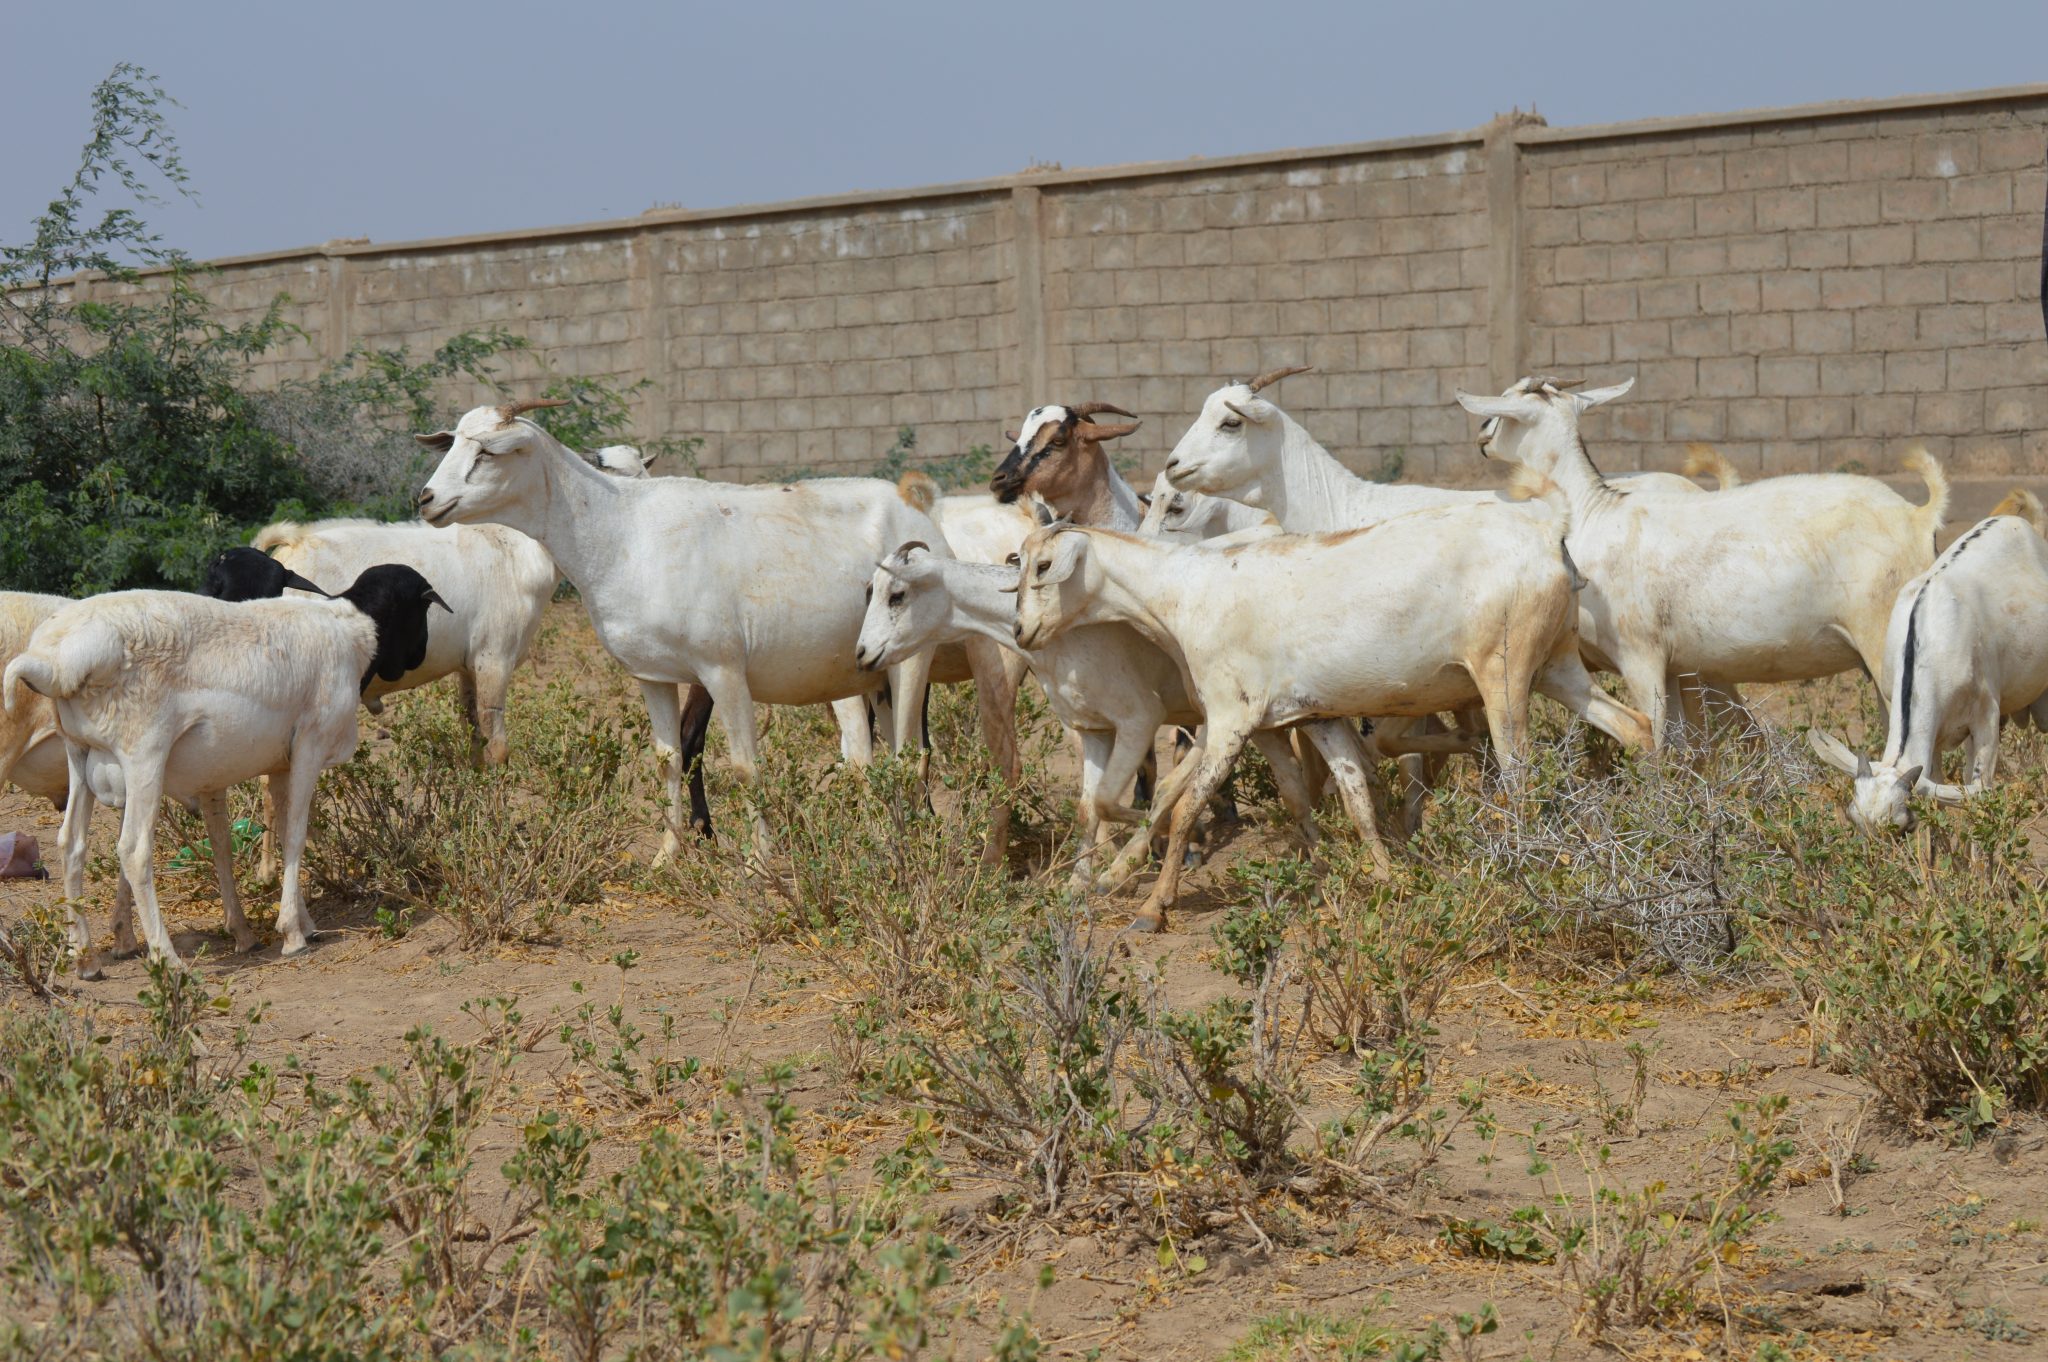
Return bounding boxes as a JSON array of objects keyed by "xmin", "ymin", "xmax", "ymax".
[
  {"xmin": 854, "ymin": 543, "xmax": 1321, "ymax": 888},
  {"xmin": 3, "ymin": 568, "xmax": 449, "ymax": 971},
  {"xmin": 1010, "ymin": 517, "xmax": 1654, "ymax": 926},
  {"xmin": 1456, "ymin": 376, "xmax": 1948, "ymax": 746},
  {"xmin": 414, "ymin": 398, "xmax": 981, "ymax": 859},
  {"xmin": 1809, "ymin": 491, "xmax": 2048, "ymax": 832},
  {"xmin": 1134, "ymin": 471, "xmax": 1281, "ymax": 542}
]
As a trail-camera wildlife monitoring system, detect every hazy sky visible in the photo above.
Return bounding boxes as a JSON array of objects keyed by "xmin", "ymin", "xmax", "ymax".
[{"xmin": 9, "ymin": 0, "xmax": 2048, "ymax": 262}]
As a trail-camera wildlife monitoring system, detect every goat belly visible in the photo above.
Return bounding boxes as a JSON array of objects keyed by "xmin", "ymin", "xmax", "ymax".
[{"xmin": 162, "ymin": 708, "xmax": 306, "ymax": 789}]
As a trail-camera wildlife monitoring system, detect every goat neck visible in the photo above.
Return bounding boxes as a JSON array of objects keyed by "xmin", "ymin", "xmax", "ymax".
[
  {"xmin": 511, "ymin": 433, "xmax": 634, "ymax": 600},
  {"xmin": 1257, "ymin": 411, "xmax": 1367, "ymax": 533},
  {"xmin": 1060, "ymin": 531, "xmax": 1186, "ymax": 649}
]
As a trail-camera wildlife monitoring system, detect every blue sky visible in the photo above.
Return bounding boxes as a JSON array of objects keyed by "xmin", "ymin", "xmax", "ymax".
[{"xmin": 9, "ymin": 0, "xmax": 2047, "ymax": 261}]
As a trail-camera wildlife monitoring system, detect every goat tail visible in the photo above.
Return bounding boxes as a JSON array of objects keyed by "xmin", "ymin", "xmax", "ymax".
[
  {"xmin": 1, "ymin": 656, "xmax": 55, "ymax": 716},
  {"xmin": 1900, "ymin": 446, "xmax": 1950, "ymax": 541},
  {"xmin": 250, "ymin": 520, "xmax": 305, "ymax": 552},
  {"xmin": 896, "ymin": 471, "xmax": 939, "ymax": 517},
  {"xmin": 1990, "ymin": 486, "xmax": 2048, "ymax": 537},
  {"xmin": 1681, "ymin": 442, "xmax": 1744, "ymax": 490}
]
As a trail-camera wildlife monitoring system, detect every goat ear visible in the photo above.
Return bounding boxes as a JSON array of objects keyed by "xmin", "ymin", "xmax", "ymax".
[
  {"xmin": 1927, "ymin": 780, "xmax": 1967, "ymax": 806},
  {"xmin": 1805, "ymin": 729, "xmax": 1863, "ymax": 777},
  {"xmin": 1453, "ymin": 391, "xmax": 1528, "ymax": 419},
  {"xmin": 1571, "ymin": 377, "xmax": 1636, "ymax": 409},
  {"xmin": 415, "ymin": 431, "xmax": 457, "ymax": 452},
  {"xmin": 1084, "ymin": 420, "xmax": 1140, "ymax": 441},
  {"xmin": 1030, "ymin": 499, "xmax": 1058, "ymax": 528},
  {"xmin": 1039, "ymin": 537, "xmax": 1083, "ymax": 585},
  {"xmin": 1223, "ymin": 399, "xmax": 1273, "ymax": 425}
]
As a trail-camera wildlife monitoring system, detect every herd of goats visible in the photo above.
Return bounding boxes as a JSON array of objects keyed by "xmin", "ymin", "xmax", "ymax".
[{"xmin": 6, "ymin": 363, "xmax": 2048, "ymax": 980}]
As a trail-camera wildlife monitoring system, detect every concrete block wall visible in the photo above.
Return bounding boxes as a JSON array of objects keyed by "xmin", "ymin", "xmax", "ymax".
[
  {"xmin": 43, "ymin": 84, "xmax": 2048, "ymax": 484},
  {"xmin": 1044, "ymin": 145, "xmax": 1492, "ymax": 481},
  {"xmin": 1522, "ymin": 102, "xmax": 2048, "ymax": 477}
]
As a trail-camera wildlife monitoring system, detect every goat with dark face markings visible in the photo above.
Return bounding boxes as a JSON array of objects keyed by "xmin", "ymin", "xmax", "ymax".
[{"xmin": 989, "ymin": 402, "xmax": 1147, "ymax": 529}]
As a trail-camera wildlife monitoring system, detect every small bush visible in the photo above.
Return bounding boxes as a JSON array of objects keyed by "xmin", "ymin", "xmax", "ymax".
[
  {"xmin": 1457, "ymin": 1097, "xmax": 1793, "ymax": 1339},
  {"xmin": 309, "ymin": 680, "xmax": 645, "ymax": 946},
  {"xmin": 1820, "ymin": 873, "xmax": 2048, "ymax": 1128}
]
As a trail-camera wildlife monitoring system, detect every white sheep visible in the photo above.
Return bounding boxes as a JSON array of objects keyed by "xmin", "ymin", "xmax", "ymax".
[
  {"xmin": 414, "ymin": 398, "xmax": 986, "ymax": 859},
  {"xmin": 1456, "ymin": 376, "xmax": 1948, "ymax": 746},
  {"xmin": 1010, "ymin": 516, "xmax": 1654, "ymax": 927},
  {"xmin": 3, "ymin": 567, "xmax": 450, "ymax": 972},
  {"xmin": 5, "ymin": 590, "xmax": 281, "ymax": 969},
  {"xmin": 1809, "ymin": 490, "xmax": 2048, "ymax": 832},
  {"xmin": 254, "ymin": 518, "xmax": 558, "ymax": 765}
]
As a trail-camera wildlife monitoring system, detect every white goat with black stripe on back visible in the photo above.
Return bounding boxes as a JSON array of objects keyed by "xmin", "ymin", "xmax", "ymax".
[{"xmin": 1810, "ymin": 490, "xmax": 2048, "ymax": 833}]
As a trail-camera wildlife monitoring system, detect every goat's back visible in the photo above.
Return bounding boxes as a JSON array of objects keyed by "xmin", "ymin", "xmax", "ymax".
[{"xmin": 258, "ymin": 518, "xmax": 557, "ymax": 688}]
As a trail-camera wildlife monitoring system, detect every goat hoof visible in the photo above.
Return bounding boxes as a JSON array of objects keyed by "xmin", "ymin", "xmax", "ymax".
[
  {"xmin": 111, "ymin": 940, "xmax": 144, "ymax": 961},
  {"xmin": 279, "ymin": 935, "xmax": 314, "ymax": 958},
  {"xmin": 233, "ymin": 932, "xmax": 261, "ymax": 955},
  {"xmin": 77, "ymin": 957, "xmax": 106, "ymax": 982}
]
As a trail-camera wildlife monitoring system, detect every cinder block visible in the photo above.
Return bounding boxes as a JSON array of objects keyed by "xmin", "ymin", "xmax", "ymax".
[
  {"xmin": 1613, "ymin": 320, "xmax": 1674, "ymax": 360},
  {"xmin": 1669, "ymin": 240, "xmax": 1730, "ymax": 277},
  {"xmin": 1849, "ymin": 224, "xmax": 1915, "ymax": 266},
  {"xmin": 1758, "ymin": 356, "xmax": 1820, "ymax": 396},
  {"xmin": 1666, "ymin": 400, "xmax": 1727, "ymax": 440},
  {"xmin": 1820, "ymin": 268, "xmax": 1884, "ymax": 309},
  {"xmin": 1787, "ymin": 396, "xmax": 1853, "ymax": 439},
  {"xmin": 1819, "ymin": 353, "xmax": 1884, "ymax": 394},
  {"xmin": 1792, "ymin": 312, "xmax": 1854, "ymax": 354},
  {"xmin": 1852, "ymin": 306, "xmax": 1916, "ymax": 350},
  {"xmin": 1729, "ymin": 398, "xmax": 1788, "ymax": 439},
  {"xmin": 1850, "ymin": 392, "xmax": 1913, "ymax": 436},
  {"xmin": 1637, "ymin": 279, "xmax": 1697, "ymax": 319},
  {"xmin": 1884, "ymin": 351, "xmax": 1948, "ymax": 393},
  {"xmin": 1760, "ymin": 270, "xmax": 1821, "ymax": 310},
  {"xmin": 1580, "ymin": 203, "xmax": 1636, "ymax": 242},
  {"xmin": 1949, "ymin": 260, "xmax": 2019, "ymax": 304},
  {"xmin": 1584, "ymin": 282, "xmax": 1638, "ymax": 323},
  {"xmin": 1696, "ymin": 193, "xmax": 1756, "ymax": 236},
  {"xmin": 1667, "ymin": 154, "xmax": 1726, "ymax": 195},
  {"xmin": 1918, "ymin": 303, "xmax": 1987, "ymax": 346},
  {"xmin": 1915, "ymin": 391, "xmax": 1979, "ymax": 435},
  {"xmin": 1607, "ymin": 244, "xmax": 1668, "ymax": 280},
  {"xmin": 1816, "ymin": 183, "xmax": 1881, "ymax": 228},
  {"xmin": 1671, "ymin": 314, "xmax": 1731, "ymax": 356},
  {"xmin": 1699, "ymin": 274, "xmax": 1761, "ymax": 314},
  {"xmin": 1948, "ymin": 172, "xmax": 2013, "ymax": 216},
  {"xmin": 1878, "ymin": 180, "xmax": 1946, "ymax": 223},
  {"xmin": 1636, "ymin": 198, "xmax": 1697, "ymax": 239},
  {"xmin": 1914, "ymin": 219, "xmax": 1981, "ymax": 262},
  {"xmin": 1726, "ymin": 146, "xmax": 1790, "ymax": 190},
  {"xmin": 1728, "ymin": 233, "xmax": 1789, "ymax": 271}
]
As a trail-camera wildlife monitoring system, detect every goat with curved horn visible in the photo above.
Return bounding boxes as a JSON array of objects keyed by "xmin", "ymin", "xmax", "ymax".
[
  {"xmin": 1246, "ymin": 364, "xmax": 1313, "ymax": 394},
  {"xmin": 1069, "ymin": 401, "xmax": 1137, "ymax": 421},
  {"xmin": 496, "ymin": 397, "xmax": 569, "ymax": 422}
]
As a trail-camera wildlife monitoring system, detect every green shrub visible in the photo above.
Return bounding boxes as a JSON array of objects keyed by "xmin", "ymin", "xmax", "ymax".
[{"xmin": 308, "ymin": 680, "xmax": 646, "ymax": 946}]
